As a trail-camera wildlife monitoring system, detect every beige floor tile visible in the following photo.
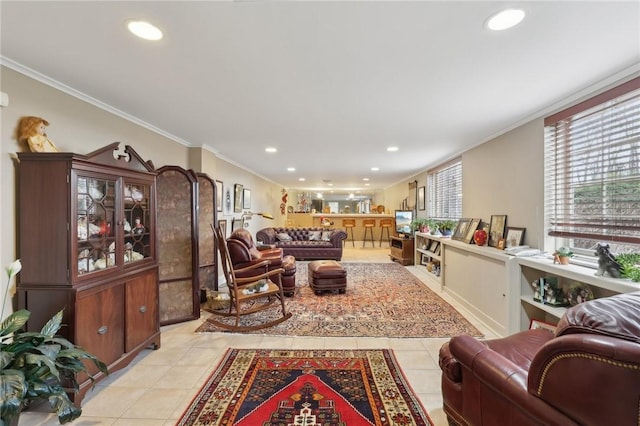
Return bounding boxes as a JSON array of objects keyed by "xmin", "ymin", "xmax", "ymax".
[{"xmin": 120, "ymin": 389, "xmax": 192, "ymax": 419}]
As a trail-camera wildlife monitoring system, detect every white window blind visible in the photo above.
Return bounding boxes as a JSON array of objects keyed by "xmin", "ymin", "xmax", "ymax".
[
  {"xmin": 544, "ymin": 77, "xmax": 640, "ymax": 254},
  {"xmin": 427, "ymin": 159, "xmax": 462, "ymax": 219}
]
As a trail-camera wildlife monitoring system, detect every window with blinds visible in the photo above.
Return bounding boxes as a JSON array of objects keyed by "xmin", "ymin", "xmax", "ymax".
[
  {"xmin": 544, "ymin": 77, "xmax": 640, "ymax": 255},
  {"xmin": 427, "ymin": 159, "xmax": 462, "ymax": 219}
]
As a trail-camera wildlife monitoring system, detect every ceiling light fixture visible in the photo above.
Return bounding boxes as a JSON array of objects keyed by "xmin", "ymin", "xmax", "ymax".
[
  {"xmin": 265, "ymin": 147, "xmax": 277, "ymax": 153},
  {"xmin": 371, "ymin": 167, "xmax": 379, "ymax": 172},
  {"xmin": 127, "ymin": 20, "xmax": 163, "ymax": 41},
  {"xmin": 387, "ymin": 146, "xmax": 399, "ymax": 152},
  {"xmin": 298, "ymin": 178, "xmax": 305, "ymax": 182},
  {"xmin": 486, "ymin": 9, "xmax": 525, "ymax": 31}
]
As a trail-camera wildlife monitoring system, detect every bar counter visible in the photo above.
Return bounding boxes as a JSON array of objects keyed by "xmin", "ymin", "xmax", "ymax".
[{"xmin": 288, "ymin": 213, "xmax": 395, "ymax": 242}]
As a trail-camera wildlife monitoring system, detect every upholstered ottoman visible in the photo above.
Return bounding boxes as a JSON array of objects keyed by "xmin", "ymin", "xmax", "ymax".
[
  {"xmin": 308, "ymin": 260, "xmax": 347, "ymax": 295},
  {"xmin": 281, "ymin": 255, "xmax": 297, "ymax": 297}
]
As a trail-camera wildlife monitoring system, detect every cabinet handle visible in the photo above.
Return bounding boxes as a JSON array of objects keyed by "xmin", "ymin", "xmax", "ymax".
[
  {"xmin": 97, "ymin": 326, "xmax": 108, "ymax": 335},
  {"xmin": 139, "ymin": 305, "xmax": 147, "ymax": 313}
]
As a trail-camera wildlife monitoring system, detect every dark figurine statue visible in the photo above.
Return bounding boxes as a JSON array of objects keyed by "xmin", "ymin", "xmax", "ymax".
[{"xmin": 594, "ymin": 243, "xmax": 621, "ymax": 278}]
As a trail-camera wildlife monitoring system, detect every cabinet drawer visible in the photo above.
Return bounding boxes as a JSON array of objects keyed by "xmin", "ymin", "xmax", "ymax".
[
  {"xmin": 126, "ymin": 270, "xmax": 159, "ymax": 352},
  {"xmin": 76, "ymin": 284, "xmax": 125, "ymax": 368}
]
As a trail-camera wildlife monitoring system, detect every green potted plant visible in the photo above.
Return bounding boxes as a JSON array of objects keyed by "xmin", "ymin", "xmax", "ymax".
[
  {"xmin": 438, "ymin": 220, "xmax": 457, "ymax": 237},
  {"xmin": 1, "ymin": 260, "xmax": 108, "ymax": 425},
  {"xmin": 553, "ymin": 247, "xmax": 574, "ymax": 265},
  {"xmin": 410, "ymin": 218, "xmax": 431, "ymax": 233},
  {"xmin": 616, "ymin": 253, "xmax": 640, "ymax": 282}
]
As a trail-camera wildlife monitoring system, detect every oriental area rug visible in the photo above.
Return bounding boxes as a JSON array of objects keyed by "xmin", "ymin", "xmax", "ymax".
[
  {"xmin": 176, "ymin": 348, "xmax": 434, "ymax": 426},
  {"xmin": 196, "ymin": 262, "xmax": 483, "ymax": 338}
]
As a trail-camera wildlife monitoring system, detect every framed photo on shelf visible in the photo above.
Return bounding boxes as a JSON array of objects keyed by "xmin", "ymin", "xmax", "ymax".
[
  {"xmin": 465, "ymin": 218, "xmax": 482, "ymax": 243},
  {"xmin": 529, "ymin": 319, "xmax": 557, "ymax": 334},
  {"xmin": 488, "ymin": 214, "xmax": 507, "ymax": 247},
  {"xmin": 215, "ymin": 180, "xmax": 223, "ymax": 212},
  {"xmin": 429, "ymin": 240, "xmax": 440, "ymax": 253},
  {"xmin": 418, "ymin": 186, "xmax": 426, "ymax": 211},
  {"xmin": 505, "ymin": 227, "xmax": 525, "ymax": 247},
  {"xmin": 243, "ymin": 188, "xmax": 251, "ymax": 209},
  {"xmin": 452, "ymin": 218, "xmax": 471, "ymax": 242},
  {"xmin": 234, "ymin": 184, "xmax": 243, "ymax": 213},
  {"xmin": 218, "ymin": 219, "xmax": 227, "ymax": 238}
]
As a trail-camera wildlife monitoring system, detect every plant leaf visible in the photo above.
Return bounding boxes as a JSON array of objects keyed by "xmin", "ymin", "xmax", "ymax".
[
  {"xmin": 39, "ymin": 310, "xmax": 63, "ymax": 337},
  {"xmin": 0, "ymin": 310, "xmax": 30, "ymax": 337},
  {"xmin": 0, "ymin": 370, "xmax": 27, "ymax": 420}
]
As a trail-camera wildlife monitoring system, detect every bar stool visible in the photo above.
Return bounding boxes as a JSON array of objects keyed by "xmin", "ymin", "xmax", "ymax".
[
  {"xmin": 379, "ymin": 218, "xmax": 393, "ymax": 247},
  {"xmin": 362, "ymin": 219, "xmax": 375, "ymax": 247},
  {"xmin": 342, "ymin": 219, "xmax": 356, "ymax": 247}
]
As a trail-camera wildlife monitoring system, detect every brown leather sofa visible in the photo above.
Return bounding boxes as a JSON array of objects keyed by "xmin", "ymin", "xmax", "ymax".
[
  {"xmin": 256, "ymin": 227, "xmax": 347, "ymax": 260},
  {"xmin": 226, "ymin": 228, "xmax": 297, "ymax": 297},
  {"xmin": 439, "ymin": 291, "xmax": 640, "ymax": 426}
]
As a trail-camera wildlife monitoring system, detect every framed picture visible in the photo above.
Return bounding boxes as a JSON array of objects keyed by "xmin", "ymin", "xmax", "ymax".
[
  {"xmin": 452, "ymin": 218, "xmax": 471, "ymax": 242},
  {"xmin": 464, "ymin": 218, "xmax": 482, "ymax": 243},
  {"xmin": 232, "ymin": 218, "xmax": 244, "ymax": 232},
  {"xmin": 488, "ymin": 215, "xmax": 507, "ymax": 247},
  {"xmin": 418, "ymin": 186, "xmax": 426, "ymax": 211},
  {"xmin": 243, "ymin": 188, "xmax": 251, "ymax": 209},
  {"xmin": 505, "ymin": 227, "xmax": 525, "ymax": 248},
  {"xmin": 497, "ymin": 238, "xmax": 506, "ymax": 250},
  {"xmin": 215, "ymin": 180, "xmax": 223, "ymax": 212},
  {"xmin": 234, "ymin": 184, "xmax": 243, "ymax": 213},
  {"xmin": 429, "ymin": 240, "xmax": 440, "ymax": 253},
  {"xmin": 529, "ymin": 319, "xmax": 557, "ymax": 334},
  {"xmin": 223, "ymin": 186, "xmax": 233, "ymax": 216},
  {"xmin": 218, "ymin": 219, "xmax": 227, "ymax": 238}
]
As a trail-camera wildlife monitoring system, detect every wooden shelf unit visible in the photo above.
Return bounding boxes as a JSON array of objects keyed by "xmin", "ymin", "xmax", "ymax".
[{"xmin": 390, "ymin": 236, "xmax": 414, "ymax": 265}]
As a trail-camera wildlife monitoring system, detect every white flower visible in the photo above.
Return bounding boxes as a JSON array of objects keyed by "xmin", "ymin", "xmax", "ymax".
[
  {"xmin": 6, "ymin": 259, "xmax": 22, "ymax": 280},
  {"xmin": 3, "ymin": 259, "xmax": 22, "ymax": 320}
]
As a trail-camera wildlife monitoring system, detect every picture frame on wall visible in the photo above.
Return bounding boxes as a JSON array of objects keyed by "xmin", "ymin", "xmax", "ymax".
[
  {"xmin": 418, "ymin": 186, "xmax": 426, "ymax": 211},
  {"xmin": 488, "ymin": 215, "xmax": 507, "ymax": 247},
  {"xmin": 232, "ymin": 218, "xmax": 244, "ymax": 232},
  {"xmin": 223, "ymin": 186, "xmax": 233, "ymax": 216},
  {"xmin": 218, "ymin": 219, "xmax": 227, "ymax": 238},
  {"xmin": 243, "ymin": 188, "xmax": 251, "ymax": 209},
  {"xmin": 215, "ymin": 180, "xmax": 223, "ymax": 212},
  {"xmin": 505, "ymin": 227, "xmax": 525, "ymax": 247},
  {"xmin": 234, "ymin": 184, "xmax": 243, "ymax": 213}
]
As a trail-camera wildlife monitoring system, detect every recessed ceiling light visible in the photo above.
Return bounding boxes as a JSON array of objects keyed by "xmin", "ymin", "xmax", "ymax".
[
  {"xmin": 265, "ymin": 147, "xmax": 277, "ymax": 153},
  {"xmin": 363, "ymin": 178, "xmax": 369, "ymax": 181},
  {"xmin": 387, "ymin": 146, "xmax": 399, "ymax": 152},
  {"xmin": 371, "ymin": 167, "xmax": 380, "ymax": 172},
  {"xmin": 127, "ymin": 20, "xmax": 163, "ymax": 41},
  {"xmin": 287, "ymin": 167, "xmax": 296, "ymax": 172},
  {"xmin": 298, "ymin": 178, "xmax": 306, "ymax": 182},
  {"xmin": 486, "ymin": 9, "xmax": 525, "ymax": 31},
  {"xmin": 328, "ymin": 183, "xmax": 333, "ymax": 187},
  {"xmin": 365, "ymin": 183, "xmax": 370, "ymax": 187}
]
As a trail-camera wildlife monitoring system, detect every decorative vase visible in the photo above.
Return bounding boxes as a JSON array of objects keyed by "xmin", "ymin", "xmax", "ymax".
[{"xmin": 473, "ymin": 229, "xmax": 488, "ymax": 246}]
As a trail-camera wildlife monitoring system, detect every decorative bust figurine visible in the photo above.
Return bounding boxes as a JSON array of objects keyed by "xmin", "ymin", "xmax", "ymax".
[{"xmin": 18, "ymin": 116, "xmax": 60, "ymax": 152}]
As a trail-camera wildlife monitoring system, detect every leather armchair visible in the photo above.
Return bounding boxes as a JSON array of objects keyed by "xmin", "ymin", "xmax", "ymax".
[
  {"xmin": 439, "ymin": 291, "xmax": 640, "ymax": 426},
  {"xmin": 227, "ymin": 228, "xmax": 297, "ymax": 296}
]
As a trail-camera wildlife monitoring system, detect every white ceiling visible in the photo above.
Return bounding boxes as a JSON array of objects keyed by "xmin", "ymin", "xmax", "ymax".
[{"xmin": 2, "ymin": 1, "xmax": 639, "ymax": 195}]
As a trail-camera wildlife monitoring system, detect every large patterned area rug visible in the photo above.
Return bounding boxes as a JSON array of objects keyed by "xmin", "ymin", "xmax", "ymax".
[
  {"xmin": 176, "ymin": 348, "xmax": 434, "ymax": 426},
  {"xmin": 196, "ymin": 262, "xmax": 482, "ymax": 338}
]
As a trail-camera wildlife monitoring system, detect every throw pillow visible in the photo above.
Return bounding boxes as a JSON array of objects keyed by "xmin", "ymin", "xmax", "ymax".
[
  {"xmin": 321, "ymin": 231, "xmax": 333, "ymax": 241},
  {"xmin": 309, "ymin": 231, "xmax": 322, "ymax": 241},
  {"xmin": 276, "ymin": 232, "xmax": 292, "ymax": 241}
]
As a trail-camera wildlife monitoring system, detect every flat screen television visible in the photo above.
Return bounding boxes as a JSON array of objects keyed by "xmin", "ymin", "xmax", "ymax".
[{"xmin": 395, "ymin": 210, "xmax": 414, "ymax": 236}]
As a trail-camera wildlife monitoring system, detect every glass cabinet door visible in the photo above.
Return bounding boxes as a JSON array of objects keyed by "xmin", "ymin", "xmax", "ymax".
[
  {"xmin": 123, "ymin": 181, "xmax": 152, "ymax": 264},
  {"xmin": 76, "ymin": 176, "xmax": 117, "ymax": 276}
]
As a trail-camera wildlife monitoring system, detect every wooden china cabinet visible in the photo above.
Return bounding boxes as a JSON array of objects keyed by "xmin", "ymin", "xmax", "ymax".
[{"xmin": 16, "ymin": 143, "xmax": 161, "ymax": 404}]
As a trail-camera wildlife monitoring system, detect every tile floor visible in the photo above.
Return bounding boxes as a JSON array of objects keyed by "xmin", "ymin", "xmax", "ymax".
[{"xmin": 19, "ymin": 243, "xmax": 497, "ymax": 425}]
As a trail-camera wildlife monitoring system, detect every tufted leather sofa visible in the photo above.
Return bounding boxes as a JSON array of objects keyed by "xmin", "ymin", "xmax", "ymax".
[
  {"xmin": 256, "ymin": 227, "xmax": 347, "ymax": 260},
  {"xmin": 439, "ymin": 291, "xmax": 640, "ymax": 426},
  {"xmin": 226, "ymin": 228, "xmax": 297, "ymax": 297}
]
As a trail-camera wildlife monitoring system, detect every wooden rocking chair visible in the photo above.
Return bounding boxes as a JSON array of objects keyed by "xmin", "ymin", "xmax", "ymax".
[{"xmin": 206, "ymin": 224, "xmax": 292, "ymax": 331}]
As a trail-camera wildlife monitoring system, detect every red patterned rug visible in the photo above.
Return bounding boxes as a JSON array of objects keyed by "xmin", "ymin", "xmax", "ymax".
[
  {"xmin": 176, "ymin": 348, "xmax": 434, "ymax": 426},
  {"xmin": 196, "ymin": 262, "xmax": 483, "ymax": 338}
]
